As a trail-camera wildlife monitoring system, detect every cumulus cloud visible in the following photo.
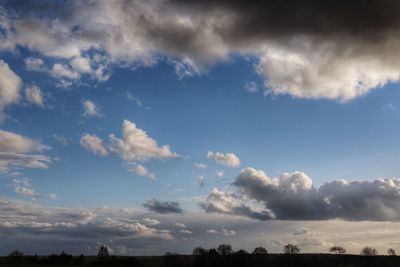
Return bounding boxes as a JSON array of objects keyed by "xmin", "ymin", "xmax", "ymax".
[
  {"xmin": 82, "ymin": 100, "xmax": 101, "ymax": 117},
  {"xmin": 207, "ymin": 151, "xmax": 240, "ymax": 168},
  {"xmin": 80, "ymin": 120, "xmax": 177, "ymax": 176},
  {"xmin": 0, "ymin": 130, "xmax": 51, "ymax": 172},
  {"xmin": 25, "ymin": 85, "xmax": 45, "ymax": 107},
  {"xmin": 24, "ymin": 57, "xmax": 45, "ymax": 72},
  {"xmin": 2, "ymin": 1, "xmax": 400, "ymax": 100},
  {"xmin": 80, "ymin": 134, "xmax": 108, "ymax": 156},
  {"xmin": 143, "ymin": 199, "xmax": 183, "ymax": 214},
  {"xmin": 202, "ymin": 167, "xmax": 400, "ymax": 221},
  {"xmin": 51, "ymin": 63, "xmax": 79, "ymax": 80},
  {"xmin": 70, "ymin": 56, "xmax": 91, "ymax": 73},
  {"xmin": 109, "ymin": 120, "xmax": 178, "ymax": 162},
  {"xmin": 0, "ymin": 60, "xmax": 22, "ymax": 120},
  {"xmin": 130, "ymin": 164, "xmax": 155, "ymax": 180},
  {"xmin": 201, "ymin": 188, "xmax": 274, "ymax": 221}
]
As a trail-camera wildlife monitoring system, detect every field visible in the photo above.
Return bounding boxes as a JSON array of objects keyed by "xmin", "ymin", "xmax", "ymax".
[{"xmin": 1, "ymin": 254, "xmax": 400, "ymax": 267}]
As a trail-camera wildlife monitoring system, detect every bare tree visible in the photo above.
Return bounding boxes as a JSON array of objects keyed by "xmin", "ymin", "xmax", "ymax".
[
  {"xmin": 388, "ymin": 248, "xmax": 397, "ymax": 256},
  {"xmin": 329, "ymin": 246, "xmax": 346, "ymax": 255},
  {"xmin": 252, "ymin": 247, "xmax": 268, "ymax": 254},
  {"xmin": 217, "ymin": 244, "xmax": 233, "ymax": 255},
  {"xmin": 8, "ymin": 250, "xmax": 24, "ymax": 257},
  {"xmin": 207, "ymin": 248, "xmax": 219, "ymax": 256},
  {"xmin": 283, "ymin": 244, "xmax": 300, "ymax": 254},
  {"xmin": 97, "ymin": 244, "xmax": 109, "ymax": 257},
  {"xmin": 360, "ymin": 246, "xmax": 377, "ymax": 256},
  {"xmin": 193, "ymin": 246, "xmax": 207, "ymax": 255},
  {"xmin": 234, "ymin": 249, "xmax": 249, "ymax": 255}
]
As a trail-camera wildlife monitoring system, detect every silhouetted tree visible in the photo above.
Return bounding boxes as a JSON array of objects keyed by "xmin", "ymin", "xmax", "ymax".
[
  {"xmin": 217, "ymin": 244, "xmax": 233, "ymax": 255},
  {"xmin": 329, "ymin": 246, "xmax": 346, "ymax": 255},
  {"xmin": 234, "ymin": 249, "xmax": 249, "ymax": 255},
  {"xmin": 207, "ymin": 248, "xmax": 219, "ymax": 256},
  {"xmin": 164, "ymin": 251, "xmax": 179, "ymax": 256},
  {"xmin": 98, "ymin": 244, "xmax": 109, "ymax": 257},
  {"xmin": 283, "ymin": 244, "xmax": 300, "ymax": 254},
  {"xmin": 388, "ymin": 248, "xmax": 397, "ymax": 256},
  {"xmin": 360, "ymin": 246, "xmax": 377, "ymax": 256},
  {"xmin": 193, "ymin": 246, "xmax": 207, "ymax": 255},
  {"xmin": 252, "ymin": 247, "xmax": 268, "ymax": 254},
  {"xmin": 8, "ymin": 250, "xmax": 24, "ymax": 257}
]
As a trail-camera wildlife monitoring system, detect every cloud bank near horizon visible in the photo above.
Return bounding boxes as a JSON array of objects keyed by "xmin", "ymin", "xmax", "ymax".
[{"xmin": 202, "ymin": 167, "xmax": 400, "ymax": 221}]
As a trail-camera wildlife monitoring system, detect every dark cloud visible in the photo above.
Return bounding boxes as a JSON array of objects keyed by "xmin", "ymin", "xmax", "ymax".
[
  {"xmin": 171, "ymin": 0, "xmax": 400, "ymax": 39},
  {"xmin": 200, "ymin": 189, "xmax": 274, "ymax": 221},
  {"xmin": 2, "ymin": 0, "xmax": 400, "ymax": 99},
  {"xmin": 202, "ymin": 167, "xmax": 400, "ymax": 221},
  {"xmin": 143, "ymin": 199, "xmax": 183, "ymax": 214}
]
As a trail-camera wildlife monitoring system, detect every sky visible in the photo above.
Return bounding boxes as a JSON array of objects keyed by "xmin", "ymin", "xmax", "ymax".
[{"xmin": 1, "ymin": 0, "xmax": 400, "ymax": 256}]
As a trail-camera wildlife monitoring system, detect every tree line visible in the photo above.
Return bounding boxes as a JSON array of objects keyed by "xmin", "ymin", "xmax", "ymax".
[
  {"xmin": 189, "ymin": 244, "xmax": 396, "ymax": 256},
  {"xmin": 6, "ymin": 243, "xmax": 397, "ymax": 259}
]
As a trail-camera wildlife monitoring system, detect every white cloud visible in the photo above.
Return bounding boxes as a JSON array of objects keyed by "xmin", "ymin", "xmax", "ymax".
[
  {"xmin": 0, "ymin": 129, "xmax": 49, "ymax": 153},
  {"xmin": 244, "ymin": 81, "xmax": 259, "ymax": 93},
  {"xmin": 24, "ymin": 57, "xmax": 45, "ymax": 72},
  {"xmin": 216, "ymin": 170, "xmax": 224, "ymax": 177},
  {"xmin": 256, "ymin": 42, "xmax": 400, "ymax": 101},
  {"xmin": 175, "ymin": 223, "xmax": 186, "ymax": 228},
  {"xmin": 70, "ymin": 56, "xmax": 91, "ymax": 73},
  {"xmin": 180, "ymin": 229, "xmax": 192, "ymax": 234},
  {"xmin": 81, "ymin": 120, "xmax": 177, "ymax": 176},
  {"xmin": 12, "ymin": 178, "xmax": 56, "ymax": 200},
  {"xmin": 205, "ymin": 228, "xmax": 235, "ymax": 236},
  {"xmin": 130, "ymin": 164, "xmax": 155, "ymax": 180},
  {"xmin": 141, "ymin": 218, "xmax": 160, "ymax": 226},
  {"xmin": 0, "ymin": 60, "xmax": 22, "ymax": 120},
  {"xmin": 50, "ymin": 63, "xmax": 79, "ymax": 80},
  {"xmin": 0, "ymin": 129, "xmax": 51, "ymax": 172},
  {"xmin": 222, "ymin": 228, "xmax": 236, "ymax": 236},
  {"xmin": 80, "ymin": 134, "xmax": 108, "ymax": 156},
  {"xmin": 82, "ymin": 100, "xmax": 101, "ymax": 117},
  {"xmin": 194, "ymin": 163, "xmax": 207, "ymax": 169},
  {"xmin": 109, "ymin": 120, "xmax": 178, "ymax": 162},
  {"xmin": 25, "ymin": 85, "xmax": 45, "ymax": 107},
  {"xmin": 207, "ymin": 151, "xmax": 240, "ymax": 168}
]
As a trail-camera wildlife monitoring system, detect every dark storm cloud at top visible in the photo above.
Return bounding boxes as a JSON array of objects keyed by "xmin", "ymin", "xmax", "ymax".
[
  {"xmin": 2, "ymin": 0, "xmax": 400, "ymax": 100},
  {"xmin": 171, "ymin": 0, "xmax": 400, "ymax": 39}
]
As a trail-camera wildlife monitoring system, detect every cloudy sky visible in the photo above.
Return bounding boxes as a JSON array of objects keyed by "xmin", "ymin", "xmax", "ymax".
[{"xmin": 1, "ymin": 0, "xmax": 400, "ymax": 256}]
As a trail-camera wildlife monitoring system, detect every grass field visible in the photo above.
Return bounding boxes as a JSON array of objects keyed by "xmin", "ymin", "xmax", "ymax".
[{"xmin": 1, "ymin": 254, "xmax": 400, "ymax": 267}]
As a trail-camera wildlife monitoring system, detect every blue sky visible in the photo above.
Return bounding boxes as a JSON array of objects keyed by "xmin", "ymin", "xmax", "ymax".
[
  {"xmin": 2, "ymin": 53, "xmax": 400, "ymax": 208},
  {"xmin": 2, "ymin": 0, "xmax": 400, "ymax": 256}
]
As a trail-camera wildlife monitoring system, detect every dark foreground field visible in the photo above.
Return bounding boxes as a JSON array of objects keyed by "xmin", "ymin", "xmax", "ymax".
[{"xmin": 1, "ymin": 254, "xmax": 400, "ymax": 267}]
